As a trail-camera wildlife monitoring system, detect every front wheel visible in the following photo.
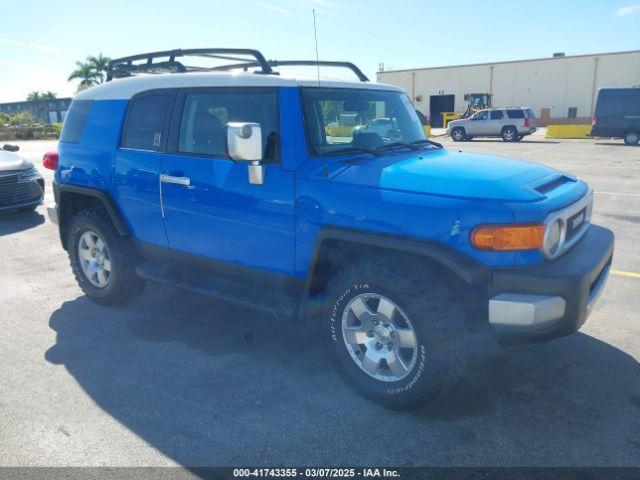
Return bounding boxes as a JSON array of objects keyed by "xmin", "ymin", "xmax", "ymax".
[
  {"xmin": 323, "ymin": 257, "xmax": 467, "ymax": 410},
  {"xmin": 67, "ymin": 209, "xmax": 145, "ymax": 305},
  {"xmin": 450, "ymin": 127, "xmax": 466, "ymax": 142},
  {"xmin": 624, "ymin": 131, "xmax": 639, "ymax": 145}
]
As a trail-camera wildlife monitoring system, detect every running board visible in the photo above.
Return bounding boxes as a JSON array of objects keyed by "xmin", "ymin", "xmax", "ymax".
[{"xmin": 136, "ymin": 262, "xmax": 298, "ymax": 320}]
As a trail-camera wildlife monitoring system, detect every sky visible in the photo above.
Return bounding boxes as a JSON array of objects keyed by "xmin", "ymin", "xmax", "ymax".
[{"xmin": 1, "ymin": 0, "xmax": 639, "ymax": 103}]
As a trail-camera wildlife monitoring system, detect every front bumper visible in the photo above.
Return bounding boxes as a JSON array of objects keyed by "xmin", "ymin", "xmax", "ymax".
[
  {"xmin": 0, "ymin": 176, "xmax": 44, "ymax": 211},
  {"xmin": 488, "ymin": 224, "xmax": 614, "ymax": 342}
]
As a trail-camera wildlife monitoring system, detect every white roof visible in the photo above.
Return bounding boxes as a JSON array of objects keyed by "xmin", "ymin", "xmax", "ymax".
[{"xmin": 75, "ymin": 71, "xmax": 404, "ymax": 101}]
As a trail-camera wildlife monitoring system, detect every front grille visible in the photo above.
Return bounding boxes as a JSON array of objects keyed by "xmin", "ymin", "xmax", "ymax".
[
  {"xmin": 0, "ymin": 171, "xmax": 21, "ymax": 185},
  {"xmin": 0, "ymin": 174, "xmax": 43, "ymax": 208},
  {"xmin": 565, "ymin": 206, "xmax": 588, "ymax": 242}
]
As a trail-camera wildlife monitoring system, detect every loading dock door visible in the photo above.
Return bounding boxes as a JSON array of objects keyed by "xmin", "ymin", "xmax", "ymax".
[{"xmin": 429, "ymin": 95, "xmax": 455, "ymax": 128}]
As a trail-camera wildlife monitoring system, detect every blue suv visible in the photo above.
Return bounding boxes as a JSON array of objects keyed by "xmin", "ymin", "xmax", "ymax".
[{"xmin": 47, "ymin": 49, "xmax": 614, "ymax": 409}]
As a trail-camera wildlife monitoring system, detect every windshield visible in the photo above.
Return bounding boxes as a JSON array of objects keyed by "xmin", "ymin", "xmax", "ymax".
[{"xmin": 301, "ymin": 88, "xmax": 426, "ymax": 155}]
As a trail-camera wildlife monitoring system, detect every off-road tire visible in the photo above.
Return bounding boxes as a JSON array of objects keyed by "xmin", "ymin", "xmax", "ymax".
[
  {"xmin": 451, "ymin": 127, "xmax": 466, "ymax": 142},
  {"xmin": 323, "ymin": 256, "xmax": 467, "ymax": 410},
  {"xmin": 67, "ymin": 208, "xmax": 144, "ymax": 305}
]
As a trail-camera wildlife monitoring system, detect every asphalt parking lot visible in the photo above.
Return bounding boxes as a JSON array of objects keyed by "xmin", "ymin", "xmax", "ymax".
[{"xmin": 1, "ymin": 135, "xmax": 639, "ymax": 468}]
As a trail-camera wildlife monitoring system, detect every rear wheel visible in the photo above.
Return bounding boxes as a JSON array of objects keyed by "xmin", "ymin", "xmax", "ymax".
[
  {"xmin": 451, "ymin": 127, "xmax": 466, "ymax": 142},
  {"xmin": 67, "ymin": 209, "xmax": 144, "ymax": 305},
  {"xmin": 502, "ymin": 126, "xmax": 518, "ymax": 142},
  {"xmin": 323, "ymin": 256, "xmax": 467, "ymax": 410},
  {"xmin": 624, "ymin": 130, "xmax": 639, "ymax": 145}
]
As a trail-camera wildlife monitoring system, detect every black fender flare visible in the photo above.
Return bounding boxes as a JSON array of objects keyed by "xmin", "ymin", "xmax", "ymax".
[
  {"xmin": 302, "ymin": 227, "xmax": 489, "ymax": 299},
  {"xmin": 55, "ymin": 181, "xmax": 130, "ymax": 236}
]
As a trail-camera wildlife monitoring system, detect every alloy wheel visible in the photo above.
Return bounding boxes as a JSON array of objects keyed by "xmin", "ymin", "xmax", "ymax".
[
  {"xmin": 341, "ymin": 293, "xmax": 418, "ymax": 382},
  {"xmin": 78, "ymin": 230, "xmax": 112, "ymax": 288}
]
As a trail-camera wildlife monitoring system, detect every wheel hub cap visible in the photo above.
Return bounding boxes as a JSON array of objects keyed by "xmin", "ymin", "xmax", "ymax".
[
  {"xmin": 341, "ymin": 293, "xmax": 418, "ymax": 382},
  {"xmin": 78, "ymin": 230, "xmax": 111, "ymax": 288}
]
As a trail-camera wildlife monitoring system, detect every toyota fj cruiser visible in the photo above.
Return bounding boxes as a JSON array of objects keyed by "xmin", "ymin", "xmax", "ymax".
[{"xmin": 46, "ymin": 49, "xmax": 614, "ymax": 409}]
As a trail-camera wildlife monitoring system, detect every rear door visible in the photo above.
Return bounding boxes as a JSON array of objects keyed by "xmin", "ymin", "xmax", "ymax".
[
  {"xmin": 114, "ymin": 89, "xmax": 174, "ymax": 252},
  {"xmin": 489, "ymin": 109, "xmax": 506, "ymax": 134},
  {"xmin": 159, "ymin": 87, "xmax": 296, "ymax": 276},
  {"xmin": 506, "ymin": 108, "xmax": 526, "ymax": 133}
]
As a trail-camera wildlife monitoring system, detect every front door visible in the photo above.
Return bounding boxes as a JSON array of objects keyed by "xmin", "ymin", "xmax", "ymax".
[
  {"xmin": 159, "ymin": 88, "xmax": 295, "ymax": 276},
  {"xmin": 467, "ymin": 109, "xmax": 490, "ymax": 135}
]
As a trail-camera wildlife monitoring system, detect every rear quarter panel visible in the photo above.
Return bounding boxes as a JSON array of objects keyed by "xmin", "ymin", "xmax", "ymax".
[{"xmin": 56, "ymin": 100, "xmax": 127, "ymax": 189}]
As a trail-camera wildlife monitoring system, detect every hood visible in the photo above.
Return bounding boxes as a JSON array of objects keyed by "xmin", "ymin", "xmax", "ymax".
[
  {"xmin": 332, "ymin": 148, "xmax": 560, "ymax": 202},
  {"xmin": 0, "ymin": 150, "xmax": 34, "ymax": 172}
]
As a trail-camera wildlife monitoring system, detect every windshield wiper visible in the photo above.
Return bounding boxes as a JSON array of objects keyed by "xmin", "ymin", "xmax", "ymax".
[
  {"xmin": 336, "ymin": 147, "xmax": 385, "ymax": 163},
  {"xmin": 375, "ymin": 142, "xmax": 421, "ymax": 152},
  {"xmin": 410, "ymin": 138, "xmax": 444, "ymax": 149}
]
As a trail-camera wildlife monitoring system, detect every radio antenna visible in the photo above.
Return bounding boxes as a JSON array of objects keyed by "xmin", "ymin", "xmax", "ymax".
[
  {"xmin": 313, "ymin": 8, "xmax": 327, "ymax": 177},
  {"xmin": 312, "ymin": 9, "xmax": 320, "ymax": 87}
]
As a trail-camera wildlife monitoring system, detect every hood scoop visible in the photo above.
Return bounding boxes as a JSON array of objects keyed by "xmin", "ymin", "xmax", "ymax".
[{"xmin": 531, "ymin": 174, "xmax": 576, "ymax": 197}]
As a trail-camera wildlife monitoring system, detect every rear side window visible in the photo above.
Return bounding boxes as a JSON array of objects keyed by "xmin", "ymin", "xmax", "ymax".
[
  {"xmin": 60, "ymin": 100, "xmax": 93, "ymax": 143},
  {"xmin": 177, "ymin": 90, "xmax": 279, "ymax": 161},
  {"xmin": 596, "ymin": 90, "xmax": 640, "ymax": 117},
  {"xmin": 525, "ymin": 108, "xmax": 536, "ymax": 118},
  {"xmin": 506, "ymin": 109, "xmax": 525, "ymax": 119},
  {"xmin": 122, "ymin": 94, "xmax": 171, "ymax": 151},
  {"xmin": 490, "ymin": 110, "xmax": 504, "ymax": 120}
]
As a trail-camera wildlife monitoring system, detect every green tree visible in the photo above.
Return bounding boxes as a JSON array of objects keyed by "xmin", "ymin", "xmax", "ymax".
[
  {"xmin": 68, "ymin": 61, "xmax": 99, "ymax": 90},
  {"xmin": 26, "ymin": 91, "xmax": 42, "ymax": 101},
  {"xmin": 87, "ymin": 53, "xmax": 111, "ymax": 83},
  {"xmin": 26, "ymin": 90, "xmax": 57, "ymax": 101}
]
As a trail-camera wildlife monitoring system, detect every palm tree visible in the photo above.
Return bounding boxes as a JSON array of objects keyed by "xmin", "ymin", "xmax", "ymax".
[
  {"xmin": 87, "ymin": 53, "xmax": 111, "ymax": 83},
  {"xmin": 42, "ymin": 91, "xmax": 57, "ymax": 99},
  {"xmin": 26, "ymin": 91, "xmax": 42, "ymax": 101},
  {"xmin": 68, "ymin": 61, "xmax": 99, "ymax": 90}
]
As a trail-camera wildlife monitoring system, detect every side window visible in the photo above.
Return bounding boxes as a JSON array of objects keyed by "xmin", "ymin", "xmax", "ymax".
[
  {"xmin": 490, "ymin": 110, "xmax": 504, "ymax": 120},
  {"xmin": 60, "ymin": 100, "xmax": 93, "ymax": 143},
  {"xmin": 177, "ymin": 90, "xmax": 278, "ymax": 161},
  {"xmin": 473, "ymin": 111, "xmax": 489, "ymax": 120},
  {"xmin": 506, "ymin": 109, "xmax": 525, "ymax": 119},
  {"xmin": 122, "ymin": 94, "xmax": 171, "ymax": 151}
]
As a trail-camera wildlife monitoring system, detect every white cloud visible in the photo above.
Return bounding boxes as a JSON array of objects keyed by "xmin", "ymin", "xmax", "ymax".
[
  {"xmin": 258, "ymin": 2, "xmax": 292, "ymax": 15},
  {"xmin": 0, "ymin": 37, "xmax": 59, "ymax": 53},
  {"xmin": 617, "ymin": 3, "xmax": 640, "ymax": 16}
]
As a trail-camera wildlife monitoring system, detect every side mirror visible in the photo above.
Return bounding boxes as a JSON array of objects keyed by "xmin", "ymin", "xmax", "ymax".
[{"xmin": 227, "ymin": 122, "xmax": 264, "ymax": 185}]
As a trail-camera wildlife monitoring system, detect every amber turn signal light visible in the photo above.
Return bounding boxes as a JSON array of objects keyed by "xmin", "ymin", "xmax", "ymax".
[{"xmin": 471, "ymin": 224, "xmax": 546, "ymax": 251}]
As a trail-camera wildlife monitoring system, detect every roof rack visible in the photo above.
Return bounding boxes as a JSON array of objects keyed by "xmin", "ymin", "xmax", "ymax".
[
  {"xmin": 208, "ymin": 59, "xmax": 370, "ymax": 82},
  {"xmin": 106, "ymin": 48, "xmax": 370, "ymax": 82},
  {"xmin": 106, "ymin": 48, "xmax": 274, "ymax": 81}
]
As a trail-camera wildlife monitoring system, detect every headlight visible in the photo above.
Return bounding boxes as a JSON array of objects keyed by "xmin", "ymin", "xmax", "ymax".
[
  {"xmin": 543, "ymin": 218, "xmax": 563, "ymax": 256},
  {"xmin": 17, "ymin": 167, "xmax": 39, "ymax": 180}
]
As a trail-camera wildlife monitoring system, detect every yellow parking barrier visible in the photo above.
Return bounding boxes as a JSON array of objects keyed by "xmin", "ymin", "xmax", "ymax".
[
  {"xmin": 442, "ymin": 112, "xmax": 460, "ymax": 129},
  {"xmin": 423, "ymin": 125, "xmax": 431, "ymax": 137},
  {"xmin": 545, "ymin": 125, "xmax": 591, "ymax": 139}
]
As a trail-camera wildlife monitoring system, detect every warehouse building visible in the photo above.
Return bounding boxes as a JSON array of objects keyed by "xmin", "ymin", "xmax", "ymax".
[
  {"xmin": 0, "ymin": 98, "xmax": 72, "ymax": 124},
  {"xmin": 377, "ymin": 50, "xmax": 640, "ymax": 127}
]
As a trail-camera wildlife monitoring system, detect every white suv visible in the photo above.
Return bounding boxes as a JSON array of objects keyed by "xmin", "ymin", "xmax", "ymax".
[{"xmin": 447, "ymin": 107, "xmax": 537, "ymax": 142}]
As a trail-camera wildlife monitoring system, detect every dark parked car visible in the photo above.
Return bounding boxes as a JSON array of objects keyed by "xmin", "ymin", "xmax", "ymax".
[
  {"xmin": 0, "ymin": 145, "xmax": 44, "ymax": 212},
  {"xmin": 591, "ymin": 88, "xmax": 640, "ymax": 145}
]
